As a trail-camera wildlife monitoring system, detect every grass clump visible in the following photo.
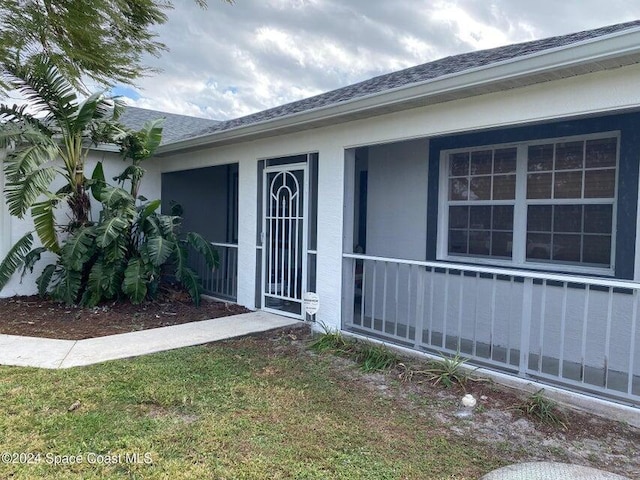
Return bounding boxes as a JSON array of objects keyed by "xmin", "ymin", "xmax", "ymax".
[
  {"xmin": 354, "ymin": 343, "xmax": 398, "ymax": 373},
  {"xmin": 399, "ymin": 352, "xmax": 477, "ymax": 388},
  {"xmin": 309, "ymin": 324, "xmax": 351, "ymax": 353},
  {"xmin": 513, "ymin": 389, "xmax": 568, "ymax": 429},
  {"xmin": 310, "ymin": 325, "xmax": 398, "ymax": 372}
]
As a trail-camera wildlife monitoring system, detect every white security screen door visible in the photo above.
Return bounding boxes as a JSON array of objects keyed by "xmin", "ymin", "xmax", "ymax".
[{"xmin": 262, "ymin": 163, "xmax": 308, "ymax": 318}]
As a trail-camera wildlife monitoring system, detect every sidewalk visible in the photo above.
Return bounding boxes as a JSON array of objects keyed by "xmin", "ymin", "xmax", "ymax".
[{"xmin": 0, "ymin": 311, "xmax": 301, "ymax": 369}]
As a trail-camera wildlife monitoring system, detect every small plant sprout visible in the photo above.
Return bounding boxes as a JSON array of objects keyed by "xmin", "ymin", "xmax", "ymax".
[
  {"xmin": 513, "ymin": 389, "xmax": 568, "ymax": 430},
  {"xmin": 415, "ymin": 352, "xmax": 475, "ymax": 388},
  {"xmin": 398, "ymin": 352, "xmax": 488, "ymax": 389}
]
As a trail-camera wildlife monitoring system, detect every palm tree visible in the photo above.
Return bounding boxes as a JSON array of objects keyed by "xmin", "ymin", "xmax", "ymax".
[{"xmin": 0, "ymin": 54, "xmax": 123, "ymax": 288}]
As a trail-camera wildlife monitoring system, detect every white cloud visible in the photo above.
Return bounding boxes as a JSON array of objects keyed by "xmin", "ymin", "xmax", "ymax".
[{"xmin": 115, "ymin": 0, "xmax": 640, "ymax": 120}]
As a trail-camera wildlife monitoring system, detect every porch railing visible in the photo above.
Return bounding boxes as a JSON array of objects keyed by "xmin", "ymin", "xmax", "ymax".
[
  {"xmin": 188, "ymin": 242, "xmax": 238, "ymax": 302},
  {"xmin": 342, "ymin": 253, "xmax": 639, "ymax": 405}
]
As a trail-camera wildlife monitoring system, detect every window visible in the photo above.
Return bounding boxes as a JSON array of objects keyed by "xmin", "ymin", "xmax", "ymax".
[{"xmin": 440, "ymin": 133, "xmax": 618, "ymax": 273}]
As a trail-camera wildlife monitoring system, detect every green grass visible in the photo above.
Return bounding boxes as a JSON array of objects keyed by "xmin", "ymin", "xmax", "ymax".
[
  {"xmin": 310, "ymin": 327, "xmax": 398, "ymax": 373},
  {"xmin": 513, "ymin": 389, "xmax": 568, "ymax": 430},
  {"xmin": 0, "ymin": 334, "xmax": 504, "ymax": 479}
]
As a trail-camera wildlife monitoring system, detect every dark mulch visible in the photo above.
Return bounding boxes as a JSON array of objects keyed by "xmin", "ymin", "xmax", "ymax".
[{"xmin": 0, "ymin": 291, "xmax": 250, "ymax": 340}]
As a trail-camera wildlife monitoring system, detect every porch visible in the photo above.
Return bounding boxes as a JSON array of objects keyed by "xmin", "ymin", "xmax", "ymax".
[
  {"xmin": 161, "ymin": 164, "xmax": 239, "ymax": 302},
  {"xmin": 342, "ymin": 254, "xmax": 640, "ymax": 404},
  {"xmin": 342, "ymin": 120, "xmax": 640, "ymax": 406}
]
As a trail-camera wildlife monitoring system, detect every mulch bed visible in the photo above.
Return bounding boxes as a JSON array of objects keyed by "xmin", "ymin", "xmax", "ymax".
[{"xmin": 0, "ymin": 292, "xmax": 250, "ymax": 340}]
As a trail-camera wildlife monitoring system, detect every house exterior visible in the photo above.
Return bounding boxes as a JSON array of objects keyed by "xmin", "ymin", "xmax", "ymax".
[{"xmin": 2, "ymin": 21, "xmax": 640, "ymax": 407}]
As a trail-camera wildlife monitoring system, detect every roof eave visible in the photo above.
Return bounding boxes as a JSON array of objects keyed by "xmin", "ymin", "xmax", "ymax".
[{"xmin": 157, "ymin": 26, "xmax": 640, "ymax": 156}]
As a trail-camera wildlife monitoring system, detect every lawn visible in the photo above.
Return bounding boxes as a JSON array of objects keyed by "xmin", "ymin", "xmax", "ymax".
[{"xmin": 0, "ymin": 329, "xmax": 503, "ymax": 479}]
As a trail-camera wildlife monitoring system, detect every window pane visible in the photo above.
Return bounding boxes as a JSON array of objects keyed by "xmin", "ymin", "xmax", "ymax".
[
  {"xmin": 494, "ymin": 148, "xmax": 517, "ymax": 173},
  {"xmin": 493, "ymin": 174, "xmax": 515, "ymax": 200},
  {"xmin": 553, "ymin": 234, "xmax": 581, "ymax": 262},
  {"xmin": 582, "ymin": 235, "xmax": 611, "ymax": 265},
  {"xmin": 469, "ymin": 231, "xmax": 490, "ymax": 255},
  {"xmin": 493, "ymin": 205, "xmax": 514, "ymax": 230},
  {"xmin": 527, "ymin": 205, "xmax": 552, "ymax": 232},
  {"xmin": 555, "ymin": 141, "xmax": 584, "ymax": 170},
  {"xmin": 584, "ymin": 169, "xmax": 615, "ymax": 198},
  {"xmin": 586, "ymin": 138, "xmax": 617, "ymax": 168},
  {"xmin": 554, "ymin": 171, "xmax": 582, "ymax": 199},
  {"xmin": 469, "ymin": 206, "xmax": 491, "ymax": 229},
  {"xmin": 491, "ymin": 232, "xmax": 512, "ymax": 258},
  {"xmin": 584, "ymin": 205, "xmax": 613, "ymax": 234},
  {"xmin": 446, "ymin": 136, "xmax": 616, "ymax": 269},
  {"xmin": 449, "ymin": 206, "xmax": 468, "ymax": 229},
  {"xmin": 449, "ymin": 230, "xmax": 468, "ymax": 254},
  {"xmin": 527, "ymin": 233, "xmax": 552, "ymax": 260},
  {"xmin": 471, "ymin": 150, "xmax": 492, "ymax": 175},
  {"xmin": 527, "ymin": 173, "xmax": 552, "ymax": 199},
  {"xmin": 528, "ymin": 144, "xmax": 553, "ymax": 171},
  {"xmin": 469, "ymin": 176, "xmax": 491, "ymax": 200},
  {"xmin": 554, "ymin": 205, "xmax": 582, "ymax": 232},
  {"xmin": 450, "ymin": 153, "xmax": 469, "ymax": 176},
  {"xmin": 449, "ymin": 178, "xmax": 468, "ymax": 200}
]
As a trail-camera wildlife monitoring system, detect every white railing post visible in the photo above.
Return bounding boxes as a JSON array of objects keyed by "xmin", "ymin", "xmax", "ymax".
[
  {"xmin": 342, "ymin": 256, "xmax": 356, "ymax": 329},
  {"xmin": 519, "ymin": 277, "xmax": 533, "ymax": 376},
  {"xmin": 414, "ymin": 266, "xmax": 425, "ymax": 349}
]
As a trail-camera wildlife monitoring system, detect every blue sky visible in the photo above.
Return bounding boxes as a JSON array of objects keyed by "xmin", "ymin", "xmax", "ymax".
[{"xmin": 112, "ymin": 0, "xmax": 640, "ymax": 120}]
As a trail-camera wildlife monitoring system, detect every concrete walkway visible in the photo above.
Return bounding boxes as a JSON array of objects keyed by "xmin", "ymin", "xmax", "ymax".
[
  {"xmin": 0, "ymin": 311, "xmax": 301, "ymax": 369},
  {"xmin": 481, "ymin": 462, "xmax": 630, "ymax": 480}
]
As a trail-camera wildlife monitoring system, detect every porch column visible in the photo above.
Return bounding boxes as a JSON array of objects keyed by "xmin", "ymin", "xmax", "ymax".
[
  {"xmin": 236, "ymin": 157, "xmax": 258, "ymax": 309},
  {"xmin": 315, "ymin": 145, "xmax": 344, "ymax": 330}
]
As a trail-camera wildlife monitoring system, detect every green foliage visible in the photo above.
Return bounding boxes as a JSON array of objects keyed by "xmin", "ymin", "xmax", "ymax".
[
  {"xmin": 309, "ymin": 324, "xmax": 351, "ymax": 353},
  {"xmin": 310, "ymin": 325, "xmax": 398, "ymax": 373},
  {"xmin": 0, "ymin": 0, "xmax": 168, "ymax": 92},
  {"xmin": 0, "ymin": 54, "xmax": 123, "ymax": 257},
  {"xmin": 0, "ymin": 1, "xmax": 233, "ymax": 94},
  {"xmin": 0, "ymin": 57, "xmax": 219, "ymax": 307},
  {"xmin": 354, "ymin": 343, "xmax": 398, "ymax": 373},
  {"xmin": 397, "ymin": 352, "xmax": 483, "ymax": 389},
  {"xmin": 119, "ymin": 118, "xmax": 165, "ymax": 163},
  {"xmin": 31, "ymin": 197, "xmax": 60, "ymax": 252},
  {"xmin": 0, "ymin": 232, "xmax": 33, "ymax": 289},
  {"xmin": 38, "ymin": 172, "xmax": 218, "ymax": 306},
  {"xmin": 123, "ymin": 259, "xmax": 148, "ymax": 305},
  {"xmin": 36, "ymin": 263, "xmax": 55, "ymax": 296},
  {"xmin": 422, "ymin": 352, "xmax": 472, "ymax": 388},
  {"xmin": 514, "ymin": 389, "xmax": 568, "ymax": 429}
]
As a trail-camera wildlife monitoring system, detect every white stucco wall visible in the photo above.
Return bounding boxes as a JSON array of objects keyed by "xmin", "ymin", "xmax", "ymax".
[
  {"xmin": 5, "ymin": 63, "xmax": 640, "ymax": 344},
  {"xmin": 0, "ymin": 149, "xmax": 162, "ymax": 297},
  {"xmin": 148, "ymin": 63, "xmax": 640, "ymax": 333}
]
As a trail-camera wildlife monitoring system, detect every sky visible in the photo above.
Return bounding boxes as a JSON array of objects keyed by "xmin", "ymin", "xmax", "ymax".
[{"xmin": 112, "ymin": 0, "xmax": 640, "ymax": 121}]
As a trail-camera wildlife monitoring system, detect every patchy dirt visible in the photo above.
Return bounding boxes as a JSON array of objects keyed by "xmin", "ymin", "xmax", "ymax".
[
  {"xmin": 256, "ymin": 327, "xmax": 640, "ymax": 479},
  {"xmin": 0, "ymin": 293, "xmax": 250, "ymax": 340}
]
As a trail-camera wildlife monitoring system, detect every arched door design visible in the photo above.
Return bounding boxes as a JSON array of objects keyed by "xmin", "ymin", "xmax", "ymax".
[{"xmin": 262, "ymin": 164, "xmax": 308, "ymax": 318}]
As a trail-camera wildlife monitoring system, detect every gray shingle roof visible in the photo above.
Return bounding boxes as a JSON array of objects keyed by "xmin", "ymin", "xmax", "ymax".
[
  {"xmin": 119, "ymin": 106, "xmax": 219, "ymax": 144},
  {"xmin": 178, "ymin": 20, "xmax": 640, "ymax": 142}
]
